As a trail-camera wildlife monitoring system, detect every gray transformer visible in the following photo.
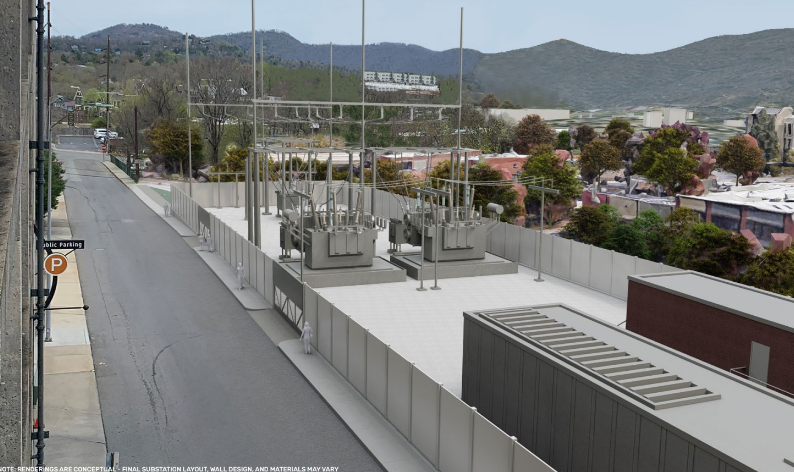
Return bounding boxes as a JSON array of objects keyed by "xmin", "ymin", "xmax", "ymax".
[
  {"xmin": 303, "ymin": 227, "xmax": 378, "ymax": 269},
  {"xmin": 422, "ymin": 221, "xmax": 486, "ymax": 262}
]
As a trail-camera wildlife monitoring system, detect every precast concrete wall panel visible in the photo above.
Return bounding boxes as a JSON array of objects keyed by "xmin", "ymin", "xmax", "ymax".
[
  {"xmin": 610, "ymin": 252, "xmax": 636, "ymax": 299},
  {"xmin": 243, "ymin": 240, "xmax": 250, "ymax": 284},
  {"xmin": 347, "ymin": 319, "xmax": 367, "ymax": 395},
  {"xmin": 264, "ymin": 256, "xmax": 274, "ymax": 305},
  {"xmin": 539, "ymin": 233, "xmax": 554, "ymax": 276},
  {"xmin": 504, "ymin": 224, "xmax": 521, "ymax": 262},
  {"xmin": 256, "ymin": 249, "xmax": 265, "ymax": 298},
  {"xmin": 438, "ymin": 387, "xmax": 473, "ymax": 472},
  {"xmin": 303, "ymin": 288, "xmax": 318, "ymax": 351},
  {"xmin": 332, "ymin": 306, "xmax": 349, "ymax": 377},
  {"xmin": 636, "ymin": 259, "xmax": 663, "ymax": 276},
  {"xmin": 551, "ymin": 237, "xmax": 571, "ymax": 280},
  {"xmin": 410, "ymin": 367, "xmax": 440, "ymax": 466},
  {"xmin": 317, "ymin": 297, "xmax": 332, "ymax": 359},
  {"xmin": 570, "ymin": 240, "xmax": 591, "ymax": 287},
  {"xmin": 513, "ymin": 443, "xmax": 555, "ymax": 472},
  {"xmin": 386, "ymin": 348, "xmax": 412, "ymax": 438},
  {"xmin": 472, "ymin": 413, "xmax": 512, "ymax": 472},
  {"xmin": 518, "ymin": 228, "xmax": 537, "ymax": 268},
  {"xmin": 589, "ymin": 247, "xmax": 613, "ymax": 294},
  {"xmin": 490, "ymin": 222, "xmax": 506, "ymax": 257},
  {"xmin": 366, "ymin": 333, "xmax": 388, "ymax": 415}
]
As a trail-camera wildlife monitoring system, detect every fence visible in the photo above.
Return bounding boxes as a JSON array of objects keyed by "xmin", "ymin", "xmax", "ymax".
[
  {"xmin": 484, "ymin": 222, "xmax": 680, "ymax": 300},
  {"xmin": 109, "ymin": 155, "xmax": 139, "ymax": 183},
  {"xmin": 303, "ymin": 285, "xmax": 555, "ymax": 472},
  {"xmin": 169, "ymin": 184, "xmax": 555, "ymax": 472}
]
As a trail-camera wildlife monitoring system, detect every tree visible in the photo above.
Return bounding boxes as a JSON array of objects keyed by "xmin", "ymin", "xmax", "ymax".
[
  {"xmin": 666, "ymin": 222, "xmax": 753, "ymax": 278},
  {"xmin": 363, "ymin": 159, "xmax": 419, "ymax": 198},
  {"xmin": 579, "ymin": 139, "xmax": 622, "ymax": 186},
  {"xmin": 44, "ymin": 153, "xmax": 66, "ymax": 211},
  {"xmin": 91, "ymin": 116, "xmax": 107, "ymax": 128},
  {"xmin": 608, "ymin": 129, "xmax": 632, "ymax": 153},
  {"xmin": 633, "ymin": 210, "xmax": 664, "ymax": 260},
  {"xmin": 562, "ymin": 205, "xmax": 616, "ymax": 246},
  {"xmin": 749, "ymin": 109, "xmax": 781, "ymax": 165},
  {"xmin": 739, "ymin": 248, "xmax": 794, "ymax": 297},
  {"xmin": 557, "ymin": 130, "xmax": 572, "ymax": 151},
  {"xmin": 603, "ymin": 221, "xmax": 649, "ymax": 258},
  {"xmin": 716, "ymin": 135, "xmax": 766, "ymax": 186},
  {"xmin": 467, "ymin": 163, "xmax": 522, "ymax": 221},
  {"xmin": 574, "ymin": 124, "xmax": 597, "ymax": 150},
  {"xmin": 633, "ymin": 126, "xmax": 702, "ymax": 194},
  {"xmin": 480, "ymin": 93, "xmax": 500, "ymax": 109},
  {"xmin": 499, "ymin": 100, "xmax": 518, "ymax": 109},
  {"xmin": 192, "ymin": 57, "xmax": 252, "ymax": 165},
  {"xmin": 644, "ymin": 147, "xmax": 698, "ymax": 195},
  {"xmin": 604, "ymin": 118, "xmax": 635, "ymax": 136},
  {"xmin": 522, "ymin": 145, "xmax": 583, "ymax": 222},
  {"xmin": 148, "ymin": 118, "xmax": 204, "ymax": 176},
  {"xmin": 513, "ymin": 114, "xmax": 555, "ymax": 154}
]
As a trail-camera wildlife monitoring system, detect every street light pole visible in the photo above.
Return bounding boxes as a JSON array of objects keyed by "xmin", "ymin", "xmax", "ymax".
[{"xmin": 186, "ymin": 32, "xmax": 192, "ymax": 197}]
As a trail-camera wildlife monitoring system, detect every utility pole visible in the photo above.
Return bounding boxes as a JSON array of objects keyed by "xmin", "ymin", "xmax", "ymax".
[
  {"xmin": 329, "ymin": 42, "xmax": 333, "ymax": 147},
  {"xmin": 33, "ymin": 0, "xmax": 48, "ymax": 465},
  {"xmin": 186, "ymin": 32, "xmax": 192, "ymax": 196},
  {"xmin": 105, "ymin": 35, "xmax": 111, "ymax": 158},
  {"xmin": 134, "ymin": 106, "xmax": 140, "ymax": 180},
  {"xmin": 45, "ymin": 1, "xmax": 53, "ymax": 341}
]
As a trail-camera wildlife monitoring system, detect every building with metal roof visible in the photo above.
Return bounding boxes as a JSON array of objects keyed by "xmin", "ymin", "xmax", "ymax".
[{"xmin": 463, "ymin": 303, "xmax": 794, "ymax": 472}]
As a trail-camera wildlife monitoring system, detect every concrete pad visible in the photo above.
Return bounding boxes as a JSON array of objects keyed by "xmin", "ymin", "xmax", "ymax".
[
  {"xmin": 45, "ymin": 371, "xmax": 102, "ymax": 414},
  {"xmin": 44, "ymin": 344, "xmax": 92, "ymax": 357},
  {"xmin": 44, "ymin": 354, "xmax": 94, "ymax": 375},
  {"xmin": 45, "ymin": 436, "xmax": 106, "ymax": 467},
  {"xmin": 193, "ymin": 247, "xmax": 269, "ymax": 310},
  {"xmin": 280, "ymin": 339, "xmax": 435, "ymax": 472}
]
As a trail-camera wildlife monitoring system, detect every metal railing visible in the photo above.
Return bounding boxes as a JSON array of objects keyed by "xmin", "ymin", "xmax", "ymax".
[
  {"xmin": 109, "ymin": 155, "xmax": 139, "ymax": 183},
  {"xmin": 729, "ymin": 367, "xmax": 794, "ymax": 399}
]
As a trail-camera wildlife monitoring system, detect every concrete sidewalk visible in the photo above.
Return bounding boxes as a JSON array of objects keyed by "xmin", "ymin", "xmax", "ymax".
[{"xmin": 44, "ymin": 195, "xmax": 106, "ymax": 465}]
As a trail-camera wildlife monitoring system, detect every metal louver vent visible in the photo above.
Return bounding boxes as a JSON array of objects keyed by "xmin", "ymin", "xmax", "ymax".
[{"xmin": 487, "ymin": 310, "xmax": 721, "ymax": 410}]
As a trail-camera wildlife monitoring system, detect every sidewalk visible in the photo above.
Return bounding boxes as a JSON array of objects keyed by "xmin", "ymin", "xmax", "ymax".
[
  {"xmin": 44, "ymin": 195, "xmax": 106, "ymax": 465},
  {"xmin": 115, "ymin": 164, "xmax": 434, "ymax": 471}
]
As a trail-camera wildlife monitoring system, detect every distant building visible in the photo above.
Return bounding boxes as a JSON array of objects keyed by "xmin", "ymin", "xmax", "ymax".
[
  {"xmin": 662, "ymin": 107, "xmax": 687, "ymax": 125},
  {"xmin": 643, "ymin": 111, "xmax": 663, "ymax": 128},
  {"xmin": 745, "ymin": 106, "xmax": 794, "ymax": 157},
  {"xmin": 487, "ymin": 108, "xmax": 570, "ymax": 122},
  {"xmin": 363, "ymin": 71, "xmax": 439, "ymax": 95},
  {"xmin": 677, "ymin": 182, "xmax": 794, "ymax": 246}
]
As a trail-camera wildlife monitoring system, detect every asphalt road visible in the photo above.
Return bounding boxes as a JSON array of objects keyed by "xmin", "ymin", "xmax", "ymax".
[{"xmin": 59, "ymin": 146, "xmax": 381, "ymax": 469}]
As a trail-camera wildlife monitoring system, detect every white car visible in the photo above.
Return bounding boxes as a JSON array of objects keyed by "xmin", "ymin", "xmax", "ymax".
[
  {"xmin": 108, "ymin": 131, "xmax": 119, "ymax": 139},
  {"xmin": 93, "ymin": 128, "xmax": 108, "ymax": 139}
]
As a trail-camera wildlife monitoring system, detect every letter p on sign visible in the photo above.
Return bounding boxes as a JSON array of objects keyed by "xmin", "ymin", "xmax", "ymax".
[{"xmin": 44, "ymin": 253, "xmax": 68, "ymax": 276}]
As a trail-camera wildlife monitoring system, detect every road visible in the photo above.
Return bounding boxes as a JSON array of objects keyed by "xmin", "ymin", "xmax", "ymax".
[{"xmin": 58, "ymin": 140, "xmax": 381, "ymax": 469}]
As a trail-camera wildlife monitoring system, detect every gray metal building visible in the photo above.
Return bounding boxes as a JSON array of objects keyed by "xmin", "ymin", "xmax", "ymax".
[{"xmin": 462, "ymin": 304, "xmax": 794, "ymax": 472}]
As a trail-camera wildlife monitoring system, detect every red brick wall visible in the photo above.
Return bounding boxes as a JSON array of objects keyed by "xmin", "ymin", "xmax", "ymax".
[{"xmin": 626, "ymin": 281, "xmax": 794, "ymax": 394}]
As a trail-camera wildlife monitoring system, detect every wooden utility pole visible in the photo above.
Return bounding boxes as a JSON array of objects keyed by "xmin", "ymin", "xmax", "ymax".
[{"xmin": 106, "ymin": 35, "xmax": 110, "ymax": 154}]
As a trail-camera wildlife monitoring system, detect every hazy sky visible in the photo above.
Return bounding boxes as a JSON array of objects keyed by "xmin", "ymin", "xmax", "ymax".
[{"xmin": 52, "ymin": 0, "xmax": 793, "ymax": 54}]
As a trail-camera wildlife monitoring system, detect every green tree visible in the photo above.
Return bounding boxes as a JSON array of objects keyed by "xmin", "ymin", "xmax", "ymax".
[
  {"xmin": 562, "ymin": 205, "xmax": 616, "ymax": 246},
  {"xmin": 739, "ymin": 248, "xmax": 794, "ymax": 297},
  {"xmin": 148, "ymin": 119, "xmax": 204, "ymax": 176},
  {"xmin": 44, "ymin": 153, "xmax": 66, "ymax": 211},
  {"xmin": 513, "ymin": 115, "xmax": 556, "ymax": 154},
  {"xmin": 467, "ymin": 162, "xmax": 522, "ymax": 221},
  {"xmin": 499, "ymin": 100, "xmax": 518, "ymax": 109},
  {"xmin": 716, "ymin": 135, "xmax": 766, "ymax": 186},
  {"xmin": 633, "ymin": 210, "xmax": 665, "ymax": 260},
  {"xmin": 91, "ymin": 116, "xmax": 107, "ymax": 128},
  {"xmin": 579, "ymin": 139, "xmax": 622, "ymax": 186},
  {"xmin": 557, "ymin": 130, "xmax": 572, "ymax": 151},
  {"xmin": 522, "ymin": 145, "xmax": 583, "ymax": 222},
  {"xmin": 479, "ymin": 93, "xmax": 500, "ymax": 109},
  {"xmin": 608, "ymin": 129, "xmax": 633, "ymax": 154},
  {"xmin": 644, "ymin": 147, "xmax": 698, "ymax": 195},
  {"xmin": 603, "ymin": 221, "xmax": 649, "ymax": 258},
  {"xmin": 666, "ymin": 222, "xmax": 753, "ymax": 278},
  {"xmin": 574, "ymin": 124, "xmax": 597, "ymax": 150},
  {"xmin": 363, "ymin": 159, "xmax": 419, "ymax": 198},
  {"xmin": 749, "ymin": 110, "xmax": 781, "ymax": 165},
  {"xmin": 604, "ymin": 118, "xmax": 635, "ymax": 136}
]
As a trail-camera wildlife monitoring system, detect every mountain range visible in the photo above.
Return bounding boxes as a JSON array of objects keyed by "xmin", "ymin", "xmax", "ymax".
[{"xmin": 54, "ymin": 24, "xmax": 794, "ymax": 119}]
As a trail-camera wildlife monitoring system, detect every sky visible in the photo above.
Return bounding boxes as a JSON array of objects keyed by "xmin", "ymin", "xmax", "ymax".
[{"xmin": 51, "ymin": 0, "xmax": 794, "ymax": 54}]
